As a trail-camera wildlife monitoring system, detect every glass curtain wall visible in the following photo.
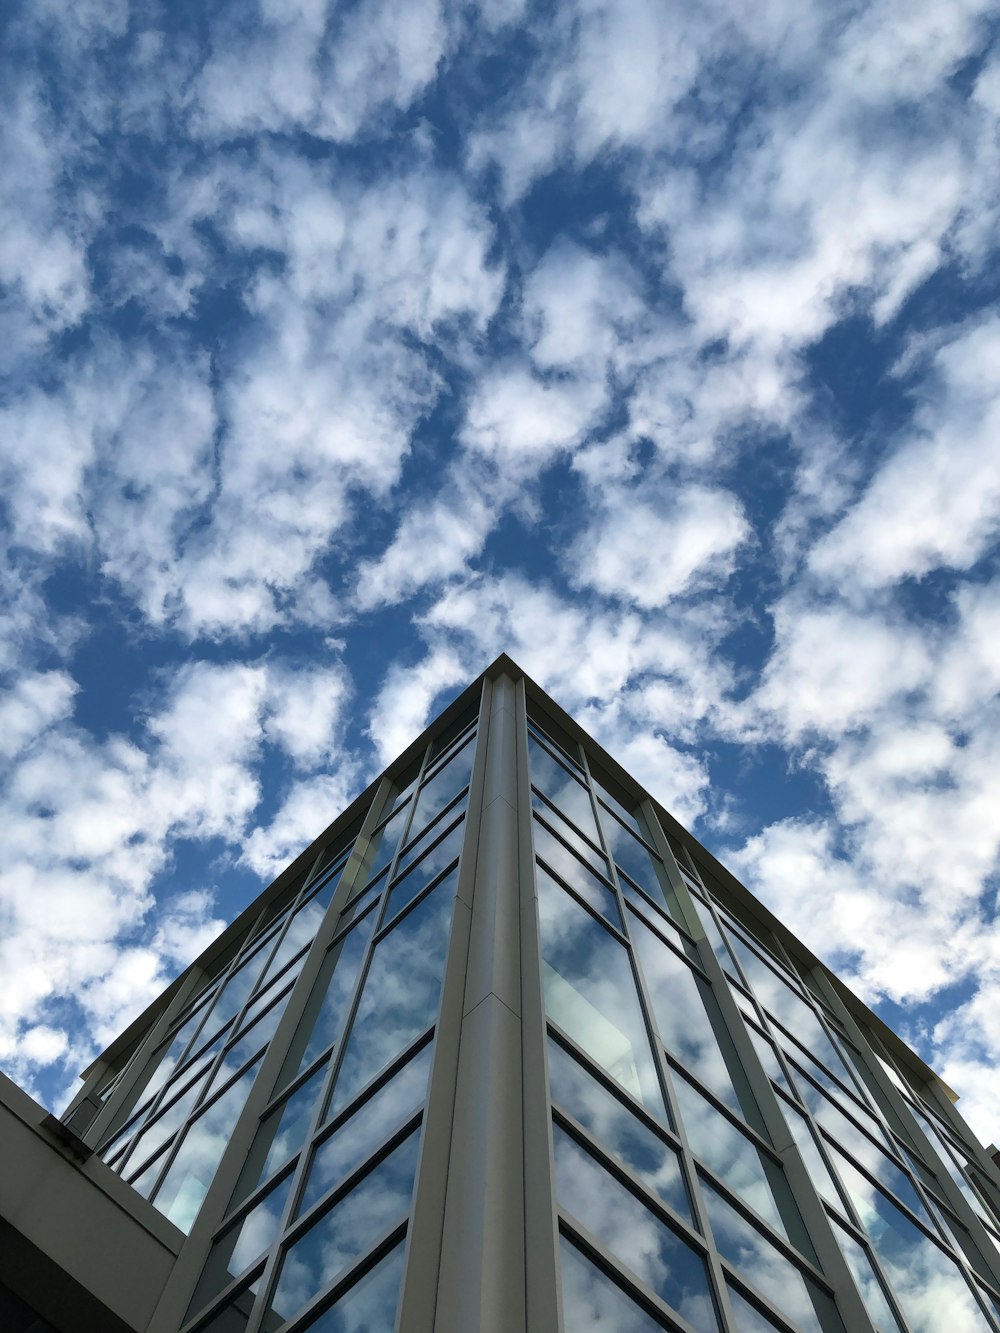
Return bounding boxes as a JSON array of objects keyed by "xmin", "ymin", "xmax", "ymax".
[{"xmin": 525, "ymin": 703, "xmax": 1000, "ymax": 1333}]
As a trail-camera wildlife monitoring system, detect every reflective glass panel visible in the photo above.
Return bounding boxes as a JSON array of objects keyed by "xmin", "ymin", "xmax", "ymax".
[
  {"xmin": 831, "ymin": 1218, "xmax": 905, "ymax": 1333},
  {"xmin": 535, "ymin": 856, "xmax": 620, "ymax": 931},
  {"xmin": 780, "ymin": 1096, "xmax": 843, "ymax": 1209},
  {"xmin": 602, "ymin": 818, "xmax": 671, "ymax": 915},
  {"xmin": 205, "ymin": 949, "xmax": 271, "ymax": 1035},
  {"xmin": 152, "ymin": 1058, "xmax": 262, "ymax": 1233},
  {"xmin": 125, "ymin": 1064, "xmax": 214, "ymax": 1176},
  {"xmin": 233, "ymin": 1062, "xmax": 329, "ymax": 1208},
  {"xmin": 630, "ymin": 913, "xmax": 742, "ymax": 1114},
  {"xmin": 271, "ymin": 1129, "xmax": 420, "ymax": 1322},
  {"xmin": 286, "ymin": 911, "xmax": 376, "ymax": 1084},
  {"xmin": 204, "ymin": 1000, "xmax": 287, "ymax": 1102},
  {"xmin": 559, "ymin": 1235, "xmax": 669, "ymax": 1333},
  {"xmin": 257, "ymin": 892, "xmax": 331, "ymax": 990},
  {"xmin": 297, "ymin": 1242, "xmax": 406, "ymax": 1333},
  {"xmin": 553, "ymin": 1124, "xmax": 718, "ymax": 1329},
  {"xmin": 406, "ymin": 736, "xmax": 474, "ymax": 840},
  {"xmin": 829, "ymin": 1148, "xmax": 994, "ymax": 1332},
  {"xmin": 672, "ymin": 1074, "xmax": 790, "ymax": 1241},
  {"xmin": 303, "ymin": 1041, "xmax": 433, "ymax": 1215},
  {"xmin": 533, "ymin": 799, "xmax": 608, "ymax": 878},
  {"xmin": 192, "ymin": 1282, "xmax": 256, "ymax": 1332},
  {"xmin": 364, "ymin": 805, "xmax": 409, "ymax": 883},
  {"xmin": 137, "ymin": 1000, "xmax": 213, "ymax": 1108},
  {"xmin": 548, "ymin": 1037, "xmax": 689, "ymax": 1223},
  {"xmin": 537, "ymin": 873, "xmax": 662, "ymax": 1111},
  {"xmin": 192, "ymin": 1172, "xmax": 294, "ymax": 1315},
  {"xmin": 591, "ymin": 774, "xmax": 644, "ymax": 838},
  {"xmin": 528, "ymin": 735, "xmax": 599, "ymax": 836},
  {"xmin": 329, "ymin": 875, "xmax": 455, "ymax": 1116},
  {"xmin": 700, "ymin": 1180, "xmax": 831, "ymax": 1332},
  {"xmin": 726, "ymin": 1284, "xmax": 785, "ymax": 1332},
  {"xmin": 388, "ymin": 816, "xmax": 464, "ymax": 914}
]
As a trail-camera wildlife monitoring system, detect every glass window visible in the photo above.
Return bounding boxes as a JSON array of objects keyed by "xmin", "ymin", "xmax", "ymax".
[
  {"xmin": 270, "ymin": 1128, "xmax": 420, "ymax": 1323},
  {"xmin": 152, "ymin": 1058, "xmax": 262, "ymax": 1233},
  {"xmin": 831, "ymin": 1218, "xmax": 905, "ymax": 1333},
  {"xmin": 779, "ymin": 1096, "xmax": 843, "ymax": 1210},
  {"xmin": 191, "ymin": 1281, "xmax": 257, "ymax": 1332},
  {"xmin": 296, "ymin": 1242, "xmax": 406, "ymax": 1333},
  {"xmin": 672, "ymin": 1074, "xmax": 794, "ymax": 1243},
  {"xmin": 205, "ymin": 948, "xmax": 272, "ymax": 1036},
  {"xmin": 204, "ymin": 996, "xmax": 289, "ymax": 1102},
  {"xmin": 388, "ymin": 815, "xmax": 465, "ymax": 913},
  {"xmin": 700, "ymin": 1180, "xmax": 835, "ymax": 1332},
  {"xmin": 301, "ymin": 1041, "xmax": 433, "ymax": 1216},
  {"xmin": 406, "ymin": 735, "xmax": 474, "ymax": 840},
  {"xmin": 535, "ymin": 856, "xmax": 620, "ymax": 932},
  {"xmin": 232, "ymin": 1062, "xmax": 329, "ymax": 1209},
  {"xmin": 528, "ymin": 739, "xmax": 601, "ymax": 841},
  {"xmin": 558, "ymin": 1235, "xmax": 670, "ymax": 1333},
  {"xmin": 282, "ymin": 910, "xmax": 376, "ymax": 1086},
  {"xmin": 364, "ymin": 804, "xmax": 409, "ymax": 883},
  {"xmin": 257, "ymin": 891, "xmax": 332, "ymax": 991},
  {"xmin": 533, "ymin": 819, "xmax": 614, "ymax": 910},
  {"xmin": 191, "ymin": 1172, "xmax": 295, "ymax": 1315},
  {"xmin": 726, "ymin": 1284, "xmax": 786, "ymax": 1332},
  {"xmin": 629, "ymin": 913, "xmax": 743, "ymax": 1115},
  {"xmin": 601, "ymin": 817, "xmax": 673, "ymax": 917},
  {"xmin": 829, "ymin": 1148, "xmax": 994, "ymax": 1333},
  {"xmin": 553, "ymin": 1124, "xmax": 718, "ymax": 1330},
  {"xmin": 537, "ymin": 872, "xmax": 663, "ymax": 1112},
  {"xmin": 590, "ymin": 772, "xmax": 645, "ymax": 839},
  {"xmin": 328, "ymin": 873, "xmax": 455, "ymax": 1117},
  {"xmin": 125, "ymin": 1063, "xmax": 214, "ymax": 1177},
  {"xmin": 548, "ymin": 1037, "xmax": 689, "ymax": 1223}
]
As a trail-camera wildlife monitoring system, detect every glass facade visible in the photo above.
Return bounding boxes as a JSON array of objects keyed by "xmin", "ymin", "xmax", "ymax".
[{"xmin": 63, "ymin": 661, "xmax": 1000, "ymax": 1333}]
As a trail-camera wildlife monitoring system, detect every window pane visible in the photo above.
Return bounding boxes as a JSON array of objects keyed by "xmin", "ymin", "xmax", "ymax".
[
  {"xmin": 553, "ymin": 1124, "xmax": 718, "ymax": 1329},
  {"xmin": 630, "ymin": 913, "xmax": 742, "ymax": 1115},
  {"xmin": 284, "ymin": 912, "xmax": 376, "ymax": 1085},
  {"xmin": 528, "ymin": 735, "xmax": 599, "ymax": 836},
  {"xmin": 548, "ymin": 1038, "xmax": 689, "ymax": 1223},
  {"xmin": 302, "ymin": 1041, "xmax": 433, "ymax": 1216},
  {"xmin": 829, "ymin": 1148, "xmax": 994, "ymax": 1333},
  {"xmin": 152, "ymin": 1058, "xmax": 262, "ymax": 1233},
  {"xmin": 406, "ymin": 736, "xmax": 474, "ymax": 840},
  {"xmin": 329, "ymin": 874, "xmax": 455, "ymax": 1116},
  {"xmin": 388, "ymin": 816, "xmax": 464, "ymax": 916},
  {"xmin": 780, "ymin": 1097, "xmax": 843, "ymax": 1210},
  {"xmin": 559, "ymin": 1235, "xmax": 669, "ymax": 1333},
  {"xmin": 726, "ymin": 1284, "xmax": 785, "ymax": 1332},
  {"xmin": 191, "ymin": 1172, "xmax": 294, "ymax": 1315},
  {"xmin": 700, "ymin": 1180, "xmax": 832, "ymax": 1332},
  {"xmin": 536, "ymin": 856, "xmax": 621, "ymax": 931},
  {"xmin": 602, "ymin": 819, "xmax": 672, "ymax": 917},
  {"xmin": 533, "ymin": 799, "xmax": 608, "ymax": 879},
  {"xmin": 364, "ymin": 805, "xmax": 409, "ymax": 883},
  {"xmin": 232, "ymin": 1062, "xmax": 329, "ymax": 1208},
  {"xmin": 831, "ymin": 1218, "xmax": 905, "ymax": 1333},
  {"xmin": 271, "ymin": 1129, "xmax": 420, "ymax": 1322},
  {"xmin": 537, "ymin": 873, "xmax": 663, "ymax": 1112},
  {"xmin": 125, "ymin": 1065, "xmax": 213, "ymax": 1176},
  {"xmin": 672, "ymin": 1074, "xmax": 790, "ymax": 1240},
  {"xmin": 297, "ymin": 1243, "xmax": 406, "ymax": 1333}
]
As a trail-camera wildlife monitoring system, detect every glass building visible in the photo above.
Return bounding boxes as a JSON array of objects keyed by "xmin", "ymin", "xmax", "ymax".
[{"xmin": 5, "ymin": 654, "xmax": 1000, "ymax": 1333}]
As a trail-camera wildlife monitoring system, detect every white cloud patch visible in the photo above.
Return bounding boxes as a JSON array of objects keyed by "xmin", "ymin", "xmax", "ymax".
[
  {"xmin": 810, "ymin": 317, "xmax": 1000, "ymax": 589},
  {"xmin": 568, "ymin": 485, "xmax": 750, "ymax": 608}
]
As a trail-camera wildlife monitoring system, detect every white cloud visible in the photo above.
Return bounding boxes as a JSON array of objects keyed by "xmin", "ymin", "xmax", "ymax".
[
  {"xmin": 240, "ymin": 770, "xmax": 362, "ymax": 880},
  {"xmin": 461, "ymin": 364, "xmax": 607, "ymax": 472},
  {"xmin": 0, "ymin": 672, "xmax": 77, "ymax": 761},
  {"xmin": 747, "ymin": 603, "xmax": 932, "ymax": 741},
  {"xmin": 264, "ymin": 663, "xmax": 351, "ymax": 770},
  {"xmin": 810, "ymin": 317, "xmax": 1000, "ymax": 589},
  {"xmin": 568, "ymin": 485, "xmax": 750, "ymax": 608},
  {"xmin": 368, "ymin": 646, "xmax": 470, "ymax": 766}
]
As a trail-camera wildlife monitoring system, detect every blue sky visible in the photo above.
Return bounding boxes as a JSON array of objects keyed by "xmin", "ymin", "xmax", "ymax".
[{"xmin": 2, "ymin": 0, "xmax": 999, "ymax": 1142}]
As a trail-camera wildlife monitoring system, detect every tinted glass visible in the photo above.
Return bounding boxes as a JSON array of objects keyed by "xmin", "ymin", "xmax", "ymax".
[
  {"xmin": 297, "ymin": 1243, "xmax": 406, "ymax": 1333},
  {"xmin": 388, "ymin": 816, "xmax": 465, "ymax": 913},
  {"xmin": 700, "ymin": 1180, "xmax": 830, "ymax": 1332},
  {"xmin": 548, "ymin": 1037, "xmax": 689, "ymax": 1222},
  {"xmin": 302, "ymin": 1041, "xmax": 433, "ymax": 1215},
  {"xmin": 329, "ymin": 875, "xmax": 455, "ymax": 1116},
  {"xmin": 406, "ymin": 736, "xmax": 474, "ymax": 840},
  {"xmin": 152, "ymin": 1058, "xmax": 262, "ymax": 1232},
  {"xmin": 630, "ymin": 914, "xmax": 742, "ymax": 1114},
  {"xmin": 271, "ymin": 1129, "xmax": 420, "ymax": 1322},
  {"xmin": 831, "ymin": 1219, "xmax": 905, "ymax": 1333},
  {"xmin": 559, "ymin": 1235, "xmax": 669, "ymax": 1333},
  {"xmin": 554, "ymin": 1125, "xmax": 717, "ymax": 1328},
  {"xmin": 537, "ymin": 873, "xmax": 662, "ymax": 1112},
  {"xmin": 233, "ymin": 1062, "xmax": 329, "ymax": 1208},
  {"xmin": 535, "ymin": 855, "xmax": 620, "ymax": 931},
  {"xmin": 192, "ymin": 1172, "xmax": 294, "ymax": 1315},
  {"xmin": 286, "ymin": 912, "xmax": 375, "ymax": 1083},
  {"xmin": 528, "ymin": 735, "xmax": 599, "ymax": 836}
]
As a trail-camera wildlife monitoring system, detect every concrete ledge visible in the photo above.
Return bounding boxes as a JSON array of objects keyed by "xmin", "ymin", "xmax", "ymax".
[{"xmin": 0, "ymin": 1071, "xmax": 183, "ymax": 1333}]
